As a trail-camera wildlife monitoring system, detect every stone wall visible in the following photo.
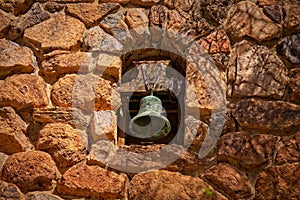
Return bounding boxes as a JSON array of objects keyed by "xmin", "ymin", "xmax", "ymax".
[{"xmin": 0, "ymin": 0, "xmax": 299, "ymax": 200}]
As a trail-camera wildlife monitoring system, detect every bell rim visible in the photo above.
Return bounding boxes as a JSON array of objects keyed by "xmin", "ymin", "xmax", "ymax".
[{"xmin": 129, "ymin": 111, "xmax": 171, "ymax": 140}]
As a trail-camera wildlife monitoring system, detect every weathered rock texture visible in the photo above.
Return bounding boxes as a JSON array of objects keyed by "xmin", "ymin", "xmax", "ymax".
[
  {"xmin": 218, "ymin": 132, "xmax": 279, "ymax": 170},
  {"xmin": 0, "ymin": 0, "xmax": 299, "ymax": 199},
  {"xmin": 255, "ymin": 162, "xmax": 300, "ymax": 200},
  {"xmin": 40, "ymin": 51, "xmax": 94, "ymax": 79},
  {"xmin": 0, "ymin": 74, "xmax": 48, "ymax": 110},
  {"xmin": 204, "ymin": 163, "xmax": 254, "ymax": 199},
  {"xmin": 33, "ymin": 107, "xmax": 89, "ymax": 129},
  {"xmin": 225, "ymin": 1, "xmax": 281, "ymax": 42},
  {"xmin": 228, "ymin": 41, "xmax": 288, "ymax": 99},
  {"xmin": 1, "ymin": 151, "xmax": 59, "ymax": 193},
  {"xmin": 24, "ymin": 14, "xmax": 85, "ymax": 53},
  {"xmin": 0, "ymin": 39, "xmax": 36, "ymax": 79},
  {"xmin": 8, "ymin": 3, "xmax": 50, "ymax": 40},
  {"xmin": 25, "ymin": 191, "xmax": 64, "ymax": 200},
  {"xmin": 66, "ymin": 3, "xmax": 120, "ymax": 28},
  {"xmin": 276, "ymin": 132, "xmax": 300, "ymax": 164},
  {"xmin": 288, "ymin": 68, "xmax": 300, "ymax": 104},
  {"xmin": 232, "ymin": 98, "xmax": 300, "ymax": 134},
  {"xmin": 130, "ymin": 170, "xmax": 226, "ymax": 200},
  {"xmin": 51, "ymin": 74, "xmax": 113, "ymax": 111},
  {"xmin": 56, "ymin": 163, "xmax": 128, "ymax": 199},
  {"xmin": 0, "ymin": 107, "xmax": 33, "ymax": 154},
  {"xmin": 0, "ymin": 181, "xmax": 25, "ymax": 200},
  {"xmin": 36, "ymin": 123, "xmax": 86, "ymax": 172}
]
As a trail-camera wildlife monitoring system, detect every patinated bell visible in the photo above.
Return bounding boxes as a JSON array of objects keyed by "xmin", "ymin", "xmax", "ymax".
[{"xmin": 129, "ymin": 95, "xmax": 171, "ymax": 140}]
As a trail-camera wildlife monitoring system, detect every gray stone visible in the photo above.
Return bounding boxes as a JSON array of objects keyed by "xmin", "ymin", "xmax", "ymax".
[
  {"xmin": 0, "ymin": 39, "xmax": 36, "ymax": 79},
  {"xmin": 83, "ymin": 26, "xmax": 123, "ymax": 54},
  {"xmin": 100, "ymin": 12, "xmax": 134, "ymax": 45},
  {"xmin": 277, "ymin": 34, "xmax": 300, "ymax": 64},
  {"xmin": 9, "ymin": 3, "xmax": 50, "ymax": 40},
  {"xmin": 25, "ymin": 192, "xmax": 63, "ymax": 200},
  {"xmin": 0, "ymin": 181, "xmax": 25, "ymax": 200},
  {"xmin": 89, "ymin": 110, "xmax": 117, "ymax": 143}
]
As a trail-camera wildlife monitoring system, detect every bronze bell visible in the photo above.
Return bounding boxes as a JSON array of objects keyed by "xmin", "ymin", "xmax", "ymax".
[{"xmin": 129, "ymin": 95, "xmax": 171, "ymax": 140}]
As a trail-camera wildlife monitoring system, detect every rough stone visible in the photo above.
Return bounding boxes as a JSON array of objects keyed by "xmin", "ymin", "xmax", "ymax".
[
  {"xmin": 175, "ymin": 0, "xmax": 194, "ymax": 12},
  {"xmin": 8, "ymin": 3, "xmax": 50, "ymax": 40},
  {"xmin": 224, "ymin": 1, "xmax": 281, "ymax": 42},
  {"xmin": 44, "ymin": 2, "xmax": 65, "ymax": 13},
  {"xmin": 255, "ymin": 162, "xmax": 300, "ymax": 200},
  {"xmin": 88, "ymin": 140, "xmax": 201, "ymax": 175},
  {"xmin": 161, "ymin": 144, "xmax": 201, "ymax": 175},
  {"xmin": 0, "ymin": 10, "xmax": 13, "ymax": 38},
  {"xmin": 25, "ymin": 192, "xmax": 63, "ymax": 200},
  {"xmin": 0, "ymin": 107, "xmax": 34, "ymax": 155},
  {"xmin": 201, "ymin": 0, "xmax": 233, "ymax": 25},
  {"xmin": 288, "ymin": 68, "xmax": 300, "ymax": 104},
  {"xmin": 218, "ymin": 132, "xmax": 279, "ymax": 170},
  {"xmin": 95, "ymin": 53, "xmax": 122, "ymax": 81},
  {"xmin": 228, "ymin": 41, "xmax": 288, "ymax": 99},
  {"xmin": 87, "ymin": 140, "xmax": 163, "ymax": 173},
  {"xmin": 263, "ymin": 4, "xmax": 282, "ymax": 24},
  {"xmin": 125, "ymin": 8, "xmax": 149, "ymax": 36},
  {"xmin": 0, "ymin": 39, "xmax": 36, "ymax": 79},
  {"xmin": 129, "ymin": 0, "xmax": 160, "ymax": 7},
  {"xmin": 0, "ymin": 0, "xmax": 34, "ymax": 15},
  {"xmin": 56, "ymin": 162, "xmax": 128, "ymax": 199},
  {"xmin": 283, "ymin": 0, "xmax": 300, "ymax": 33},
  {"xmin": 1, "ymin": 151, "xmax": 59, "ymax": 193},
  {"xmin": 23, "ymin": 14, "xmax": 85, "ymax": 53},
  {"xmin": 185, "ymin": 60, "xmax": 226, "ymax": 116},
  {"xmin": 0, "ymin": 152, "xmax": 8, "ymax": 174},
  {"xmin": 38, "ymin": 0, "xmax": 94, "ymax": 2},
  {"xmin": 36, "ymin": 123, "xmax": 86, "ymax": 172},
  {"xmin": 149, "ymin": 5, "xmax": 168, "ymax": 28},
  {"xmin": 100, "ymin": 12, "xmax": 134, "ymax": 45},
  {"xmin": 40, "ymin": 51, "xmax": 96, "ymax": 79},
  {"xmin": 198, "ymin": 30, "xmax": 231, "ymax": 54},
  {"xmin": 130, "ymin": 170, "xmax": 227, "ymax": 200},
  {"xmin": 204, "ymin": 163, "xmax": 254, "ymax": 199},
  {"xmin": 0, "ymin": 74, "xmax": 49, "ymax": 110},
  {"xmin": 89, "ymin": 110, "xmax": 117, "ymax": 143},
  {"xmin": 33, "ymin": 107, "xmax": 89, "ymax": 130},
  {"xmin": 0, "ymin": 181, "xmax": 25, "ymax": 200},
  {"xmin": 166, "ymin": 9, "xmax": 187, "ymax": 34},
  {"xmin": 51, "ymin": 74, "xmax": 113, "ymax": 111},
  {"xmin": 277, "ymin": 34, "xmax": 300, "ymax": 64},
  {"xmin": 66, "ymin": 3, "xmax": 120, "ymax": 28},
  {"xmin": 184, "ymin": 18, "xmax": 213, "ymax": 40},
  {"xmin": 257, "ymin": 0, "xmax": 282, "ymax": 7},
  {"xmin": 101, "ymin": 0, "xmax": 129, "ymax": 4},
  {"xmin": 211, "ymin": 53, "xmax": 229, "ymax": 71},
  {"xmin": 232, "ymin": 98, "xmax": 300, "ymax": 134},
  {"xmin": 83, "ymin": 26, "xmax": 123, "ymax": 54},
  {"xmin": 184, "ymin": 115, "xmax": 209, "ymax": 152},
  {"xmin": 276, "ymin": 132, "xmax": 300, "ymax": 164}
]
